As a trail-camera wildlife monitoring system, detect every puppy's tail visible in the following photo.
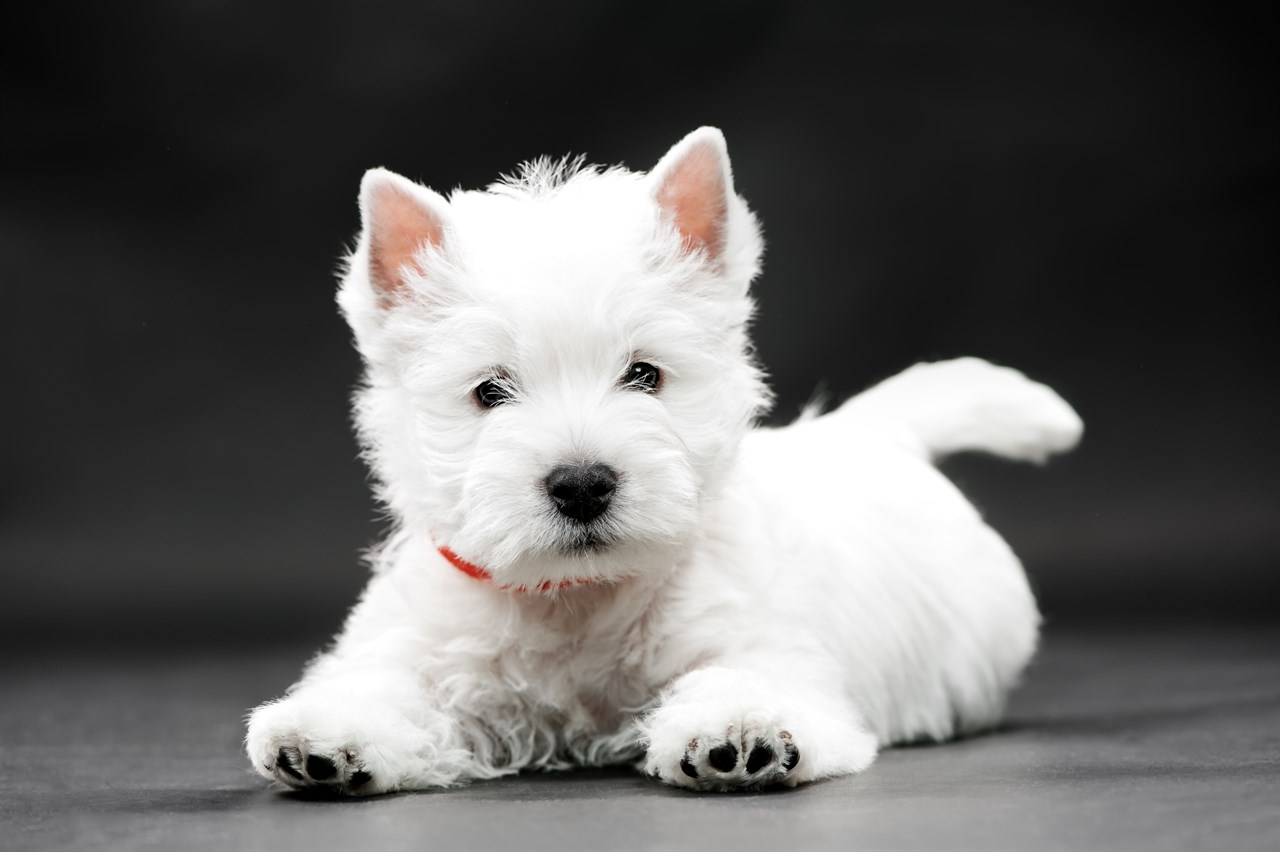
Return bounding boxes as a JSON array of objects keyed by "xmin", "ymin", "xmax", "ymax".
[{"xmin": 835, "ymin": 357, "xmax": 1083, "ymax": 464}]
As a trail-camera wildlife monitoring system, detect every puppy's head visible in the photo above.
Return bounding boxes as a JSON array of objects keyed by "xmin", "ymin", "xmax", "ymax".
[{"xmin": 339, "ymin": 128, "xmax": 769, "ymax": 589}]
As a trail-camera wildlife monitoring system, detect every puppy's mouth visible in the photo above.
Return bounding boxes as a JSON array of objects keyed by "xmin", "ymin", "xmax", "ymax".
[{"xmin": 560, "ymin": 530, "xmax": 615, "ymax": 555}]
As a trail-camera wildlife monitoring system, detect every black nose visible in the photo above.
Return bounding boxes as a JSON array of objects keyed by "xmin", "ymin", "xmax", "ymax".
[{"xmin": 546, "ymin": 463, "xmax": 617, "ymax": 523}]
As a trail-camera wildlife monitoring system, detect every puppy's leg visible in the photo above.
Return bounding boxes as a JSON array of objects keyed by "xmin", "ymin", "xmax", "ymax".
[
  {"xmin": 639, "ymin": 664, "xmax": 877, "ymax": 791},
  {"xmin": 245, "ymin": 663, "xmax": 474, "ymax": 795}
]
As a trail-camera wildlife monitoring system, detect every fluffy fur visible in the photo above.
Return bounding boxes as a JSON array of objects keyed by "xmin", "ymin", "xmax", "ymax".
[{"xmin": 245, "ymin": 127, "xmax": 1082, "ymax": 794}]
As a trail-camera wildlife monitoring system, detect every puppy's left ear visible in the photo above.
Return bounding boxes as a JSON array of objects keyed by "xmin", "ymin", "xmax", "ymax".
[{"xmin": 649, "ymin": 127, "xmax": 734, "ymax": 263}]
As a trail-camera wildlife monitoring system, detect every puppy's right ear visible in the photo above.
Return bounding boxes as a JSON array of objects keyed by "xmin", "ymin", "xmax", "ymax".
[{"xmin": 359, "ymin": 168, "xmax": 450, "ymax": 308}]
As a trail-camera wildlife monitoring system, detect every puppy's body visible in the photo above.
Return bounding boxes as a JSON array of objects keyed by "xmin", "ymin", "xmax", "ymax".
[{"xmin": 246, "ymin": 129, "xmax": 1081, "ymax": 794}]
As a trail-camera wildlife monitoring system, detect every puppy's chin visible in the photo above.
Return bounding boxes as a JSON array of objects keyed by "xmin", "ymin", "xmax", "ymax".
[
  {"xmin": 472, "ymin": 534, "xmax": 681, "ymax": 592},
  {"xmin": 558, "ymin": 525, "xmax": 618, "ymax": 556}
]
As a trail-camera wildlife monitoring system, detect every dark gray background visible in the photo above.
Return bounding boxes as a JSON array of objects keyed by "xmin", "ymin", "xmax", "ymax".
[{"xmin": 3, "ymin": 0, "xmax": 1276, "ymax": 648}]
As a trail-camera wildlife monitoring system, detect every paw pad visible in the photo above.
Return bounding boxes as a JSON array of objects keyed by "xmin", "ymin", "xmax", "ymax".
[
  {"xmin": 267, "ymin": 743, "xmax": 372, "ymax": 792},
  {"xmin": 275, "ymin": 746, "xmax": 305, "ymax": 780},
  {"xmin": 675, "ymin": 731, "xmax": 800, "ymax": 788},
  {"xmin": 708, "ymin": 742, "xmax": 739, "ymax": 772},
  {"xmin": 305, "ymin": 754, "xmax": 338, "ymax": 780},
  {"xmin": 744, "ymin": 740, "xmax": 773, "ymax": 773}
]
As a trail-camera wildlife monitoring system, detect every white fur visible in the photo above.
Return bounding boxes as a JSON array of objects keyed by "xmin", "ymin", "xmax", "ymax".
[{"xmin": 245, "ymin": 128, "xmax": 1082, "ymax": 794}]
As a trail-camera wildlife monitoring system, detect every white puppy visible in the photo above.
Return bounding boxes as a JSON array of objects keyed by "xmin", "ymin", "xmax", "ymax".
[{"xmin": 245, "ymin": 128, "xmax": 1082, "ymax": 794}]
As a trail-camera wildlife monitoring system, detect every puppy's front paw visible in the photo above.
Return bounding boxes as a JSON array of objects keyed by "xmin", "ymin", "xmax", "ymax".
[
  {"xmin": 246, "ymin": 697, "xmax": 385, "ymax": 795},
  {"xmin": 246, "ymin": 680, "xmax": 476, "ymax": 795},
  {"xmin": 639, "ymin": 666, "xmax": 878, "ymax": 792},
  {"xmin": 657, "ymin": 718, "xmax": 803, "ymax": 792}
]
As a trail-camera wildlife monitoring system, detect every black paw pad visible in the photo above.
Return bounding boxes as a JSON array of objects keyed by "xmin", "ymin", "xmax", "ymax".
[
  {"xmin": 782, "ymin": 743, "xmax": 800, "ymax": 771},
  {"xmin": 306, "ymin": 754, "xmax": 337, "ymax": 780},
  {"xmin": 708, "ymin": 742, "xmax": 738, "ymax": 772},
  {"xmin": 745, "ymin": 740, "xmax": 774, "ymax": 774},
  {"xmin": 350, "ymin": 770, "xmax": 373, "ymax": 786},
  {"xmin": 276, "ymin": 747, "xmax": 304, "ymax": 780},
  {"xmin": 680, "ymin": 756, "xmax": 699, "ymax": 778}
]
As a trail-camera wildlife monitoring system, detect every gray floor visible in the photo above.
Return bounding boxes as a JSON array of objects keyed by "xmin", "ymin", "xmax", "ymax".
[{"xmin": 3, "ymin": 624, "xmax": 1278, "ymax": 852}]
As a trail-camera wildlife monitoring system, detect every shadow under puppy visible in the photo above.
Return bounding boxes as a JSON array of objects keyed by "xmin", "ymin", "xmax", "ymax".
[{"xmin": 246, "ymin": 127, "xmax": 1082, "ymax": 794}]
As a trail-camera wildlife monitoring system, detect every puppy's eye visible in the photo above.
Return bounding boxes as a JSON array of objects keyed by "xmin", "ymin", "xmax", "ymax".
[
  {"xmin": 474, "ymin": 379, "xmax": 512, "ymax": 408},
  {"xmin": 622, "ymin": 361, "xmax": 661, "ymax": 393}
]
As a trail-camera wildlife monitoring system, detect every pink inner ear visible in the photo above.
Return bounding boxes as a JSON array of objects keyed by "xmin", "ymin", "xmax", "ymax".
[
  {"xmin": 656, "ymin": 141, "xmax": 728, "ymax": 260},
  {"xmin": 367, "ymin": 181, "xmax": 445, "ymax": 307}
]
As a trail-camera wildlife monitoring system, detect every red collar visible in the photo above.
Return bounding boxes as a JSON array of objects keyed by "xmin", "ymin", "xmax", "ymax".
[{"xmin": 438, "ymin": 546, "xmax": 600, "ymax": 593}]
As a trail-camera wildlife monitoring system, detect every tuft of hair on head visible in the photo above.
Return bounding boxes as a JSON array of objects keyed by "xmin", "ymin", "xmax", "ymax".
[{"xmin": 489, "ymin": 154, "xmax": 599, "ymax": 199}]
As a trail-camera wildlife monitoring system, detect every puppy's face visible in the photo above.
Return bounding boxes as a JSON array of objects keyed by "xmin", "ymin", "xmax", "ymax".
[{"xmin": 340, "ymin": 130, "xmax": 768, "ymax": 589}]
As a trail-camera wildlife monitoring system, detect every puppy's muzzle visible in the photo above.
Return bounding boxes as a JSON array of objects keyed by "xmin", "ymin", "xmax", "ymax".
[{"xmin": 546, "ymin": 463, "xmax": 617, "ymax": 524}]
